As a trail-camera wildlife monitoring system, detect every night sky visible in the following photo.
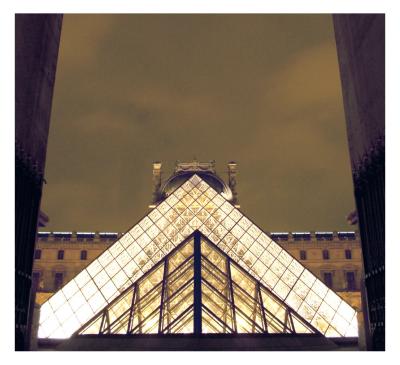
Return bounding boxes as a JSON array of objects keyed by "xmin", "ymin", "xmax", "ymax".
[{"xmin": 41, "ymin": 14, "xmax": 355, "ymax": 233}]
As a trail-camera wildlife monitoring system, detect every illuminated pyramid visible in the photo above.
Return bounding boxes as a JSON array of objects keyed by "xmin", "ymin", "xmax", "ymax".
[{"xmin": 38, "ymin": 167, "xmax": 358, "ymax": 339}]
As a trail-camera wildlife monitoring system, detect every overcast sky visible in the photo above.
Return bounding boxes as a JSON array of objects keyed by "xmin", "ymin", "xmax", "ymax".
[{"xmin": 41, "ymin": 14, "xmax": 355, "ymax": 233}]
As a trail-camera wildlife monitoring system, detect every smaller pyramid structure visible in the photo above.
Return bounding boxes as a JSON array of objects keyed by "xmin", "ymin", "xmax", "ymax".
[{"xmin": 77, "ymin": 231, "xmax": 318, "ymax": 335}]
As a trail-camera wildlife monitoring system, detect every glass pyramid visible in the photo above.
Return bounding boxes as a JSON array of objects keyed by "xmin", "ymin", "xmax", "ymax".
[
  {"xmin": 77, "ymin": 231, "xmax": 318, "ymax": 336},
  {"xmin": 38, "ymin": 174, "xmax": 358, "ymax": 339}
]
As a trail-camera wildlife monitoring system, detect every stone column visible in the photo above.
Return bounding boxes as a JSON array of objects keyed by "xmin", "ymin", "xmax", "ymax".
[
  {"xmin": 227, "ymin": 161, "xmax": 238, "ymax": 206},
  {"xmin": 150, "ymin": 162, "xmax": 162, "ymax": 207},
  {"xmin": 333, "ymin": 14, "xmax": 385, "ymax": 351}
]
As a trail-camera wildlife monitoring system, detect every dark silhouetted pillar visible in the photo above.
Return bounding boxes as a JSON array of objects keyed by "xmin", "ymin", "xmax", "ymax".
[
  {"xmin": 15, "ymin": 14, "xmax": 63, "ymax": 350},
  {"xmin": 333, "ymin": 14, "xmax": 385, "ymax": 351}
]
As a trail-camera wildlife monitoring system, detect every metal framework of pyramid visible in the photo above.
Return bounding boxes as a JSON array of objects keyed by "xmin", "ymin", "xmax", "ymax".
[
  {"xmin": 38, "ymin": 174, "xmax": 358, "ymax": 339},
  {"xmin": 76, "ymin": 231, "xmax": 318, "ymax": 336}
]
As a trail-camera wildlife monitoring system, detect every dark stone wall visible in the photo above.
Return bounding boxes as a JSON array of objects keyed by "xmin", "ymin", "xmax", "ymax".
[
  {"xmin": 15, "ymin": 14, "xmax": 62, "ymax": 350},
  {"xmin": 333, "ymin": 14, "xmax": 385, "ymax": 351}
]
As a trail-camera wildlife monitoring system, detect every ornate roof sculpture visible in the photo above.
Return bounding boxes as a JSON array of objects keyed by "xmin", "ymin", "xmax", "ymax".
[{"xmin": 38, "ymin": 164, "xmax": 358, "ymax": 339}]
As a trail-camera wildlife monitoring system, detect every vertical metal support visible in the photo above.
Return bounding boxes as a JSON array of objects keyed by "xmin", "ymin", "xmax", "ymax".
[
  {"xmin": 283, "ymin": 309, "xmax": 289, "ymax": 333},
  {"xmin": 127, "ymin": 283, "xmax": 137, "ymax": 334},
  {"xmin": 257, "ymin": 283, "xmax": 268, "ymax": 333},
  {"xmin": 158, "ymin": 259, "xmax": 168, "ymax": 334},
  {"xmin": 99, "ymin": 311, "xmax": 106, "ymax": 334},
  {"xmin": 227, "ymin": 257, "xmax": 237, "ymax": 333},
  {"xmin": 193, "ymin": 231, "xmax": 202, "ymax": 335},
  {"xmin": 288, "ymin": 310, "xmax": 295, "ymax": 333},
  {"xmin": 138, "ymin": 285, "xmax": 143, "ymax": 334},
  {"xmin": 105, "ymin": 311, "xmax": 111, "ymax": 334}
]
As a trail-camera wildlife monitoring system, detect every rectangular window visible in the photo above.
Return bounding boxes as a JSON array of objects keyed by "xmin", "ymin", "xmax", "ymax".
[
  {"xmin": 80, "ymin": 250, "xmax": 87, "ymax": 260},
  {"xmin": 299, "ymin": 250, "xmax": 307, "ymax": 260},
  {"xmin": 346, "ymin": 272, "xmax": 356, "ymax": 290},
  {"xmin": 345, "ymin": 249, "xmax": 352, "ymax": 259},
  {"xmin": 32, "ymin": 272, "xmax": 41, "ymax": 292},
  {"xmin": 54, "ymin": 273, "xmax": 64, "ymax": 290},
  {"xmin": 57, "ymin": 250, "xmax": 64, "ymax": 260},
  {"xmin": 323, "ymin": 272, "xmax": 333, "ymax": 288},
  {"xmin": 322, "ymin": 250, "xmax": 330, "ymax": 260},
  {"xmin": 34, "ymin": 249, "xmax": 41, "ymax": 260}
]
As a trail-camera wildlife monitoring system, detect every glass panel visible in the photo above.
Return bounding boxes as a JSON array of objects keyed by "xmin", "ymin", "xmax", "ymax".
[
  {"xmin": 148, "ymin": 207, "xmax": 162, "ymax": 223},
  {"xmin": 62, "ymin": 280, "xmax": 79, "ymax": 299},
  {"xmin": 273, "ymin": 280, "xmax": 290, "ymax": 300},
  {"xmin": 108, "ymin": 290, "xmax": 134, "ymax": 324},
  {"xmin": 129, "ymin": 225, "xmax": 144, "ymax": 240},
  {"xmin": 242, "ymin": 250, "xmax": 257, "ymax": 268},
  {"xmin": 201, "ymin": 239, "xmax": 226, "ymax": 272},
  {"xmin": 109, "ymin": 241, "xmax": 124, "ymax": 258},
  {"xmin": 112, "ymin": 270, "xmax": 131, "ymax": 291},
  {"xmin": 74, "ymin": 269, "xmax": 91, "ymax": 289},
  {"xmin": 337, "ymin": 300, "xmax": 356, "ymax": 323},
  {"xmin": 80, "ymin": 315, "xmax": 103, "ymax": 335},
  {"xmin": 266, "ymin": 241, "xmax": 282, "ymax": 257},
  {"xmin": 292, "ymin": 314, "xmax": 313, "ymax": 334},
  {"xmin": 277, "ymin": 250, "xmax": 292, "ymax": 267},
  {"xmin": 330, "ymin": 313, "xmax": 349, "ymax": 336},
  {"xmin": 270, "ymin": 258, "xmax": 286, "ymax": 279},
  {"xmin": 202, "ymin": 285, "xmax": 234, "ymax": 332},
  {"xmin": 100, "ymin": 280, "xmax": 118, "ymax": 301},
  {"xmin": 125, "ymin": 242, "xmax": 141, "ymax": 259},
  {"xmin": 305, "ymin": 290, "xmax": 323, "ymax": 311},
  {"xmin": 39, "ymin": 302, "xmax": 53, "ymax": 324},
  {"xmin": 293, "ymin": 279, "xmax": 311, "ymax": 300},
  {"xmin": 241, "ymin": 233, "xmax": 254, "ymax": 249},
  {"xmin": 310, "ymin": 281, "xmax": 328, "ymax": 302},
  {"xmin": 88, "ymin": 291, "xmax": 106, "ymax": 313},
  {"xmin": 75, "ymin": 305, "xmax": 95, "ymax": 327},
  {"xmin": 324, "ymin": 289, "xmax": 341, "ymax": 311},
  {"xmin": 86, "ymin": 259, "xmax": 102, "ymax": 278},
  {"xmin": 248, "ymin": 224, "xmax": 262, "ymax": 239},
  {"xmin": 300, "ymin": 269, "xmax": 316, "ymax": 288},
  {"xmin": 94, "ymin": 269, "xmax": 110, "ymax": 289},
  {"xmin": 155, "ymin": 216, "xmax": 169, "ymax": 230},
  {"xmin": 68, "ymin": 290, "xmax": 86, "ymax": 312},
  {"xmin": 120, "ymin": 233, "xmax": 134, "ymax": 248},
  {"xmin": 237, "ymin": 216, "xmax": 252, "ymax": 231},
  {"xmin": 288, "ymin": 259, "xmax": 303, "ymax": 278},
  {"xmin": 281, "ymin": 269, "xmax": 298, "ymax": 288},
  {"xmin": 251, "ymin": 260, "xmax": 267, "ymax": 280},
  {"xmin": 262, "ymin": 269, "xmax": 279, "ymax": 290},
  {"xmin": 115, "ymin": 250, "xmax": 132, "ymax": 268},
  {"xmin": 286, "ymin": 290, "xmax": 303, "ymax": 312},
  {"xmin": 105, "ymin": 260, "xmax": 121, "ymax": 278},
  {"xmin": 166, "ymin": 193, "xmax": 179, "ymax": 206},
  {"xmin": 260, "ymin": 289, "xmax": 287, "ymax": 323},
  {"xmin": 258, "ymin": 249, "xmax": 275, "ymax": 267},
  {"xmin": 48, "ymin": 291, "xmax": 67, "ymax": 312},
  {"xmin": 249, "ymin": 241, "xmax": 263, "ymax": 257},
  {"xmin": 55, "ymin": 302, "xmax": 73, "ymax": 324},
  {"xmin": 221, "ymin": 215, "xmax": 235, "ymax": 231},
  {"xmin": 136, "ymin": 233, "xmax": 151, "ymax": 249},
  {"xmin": 311, "ymin": 313, "xmax": 329, "ymax": 334},
  {"xmin": 298, "ymin": 301, "xmax": 315, "ymax": 322},
  {"xmin": 139, "ymin": 216, "xmax": 153, "ymax": 231}
]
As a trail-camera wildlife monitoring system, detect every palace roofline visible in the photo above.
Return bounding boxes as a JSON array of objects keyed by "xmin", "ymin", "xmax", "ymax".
[{"xmin": 37, "ymin": 230, "xmax": 358, "ymax": 241}]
